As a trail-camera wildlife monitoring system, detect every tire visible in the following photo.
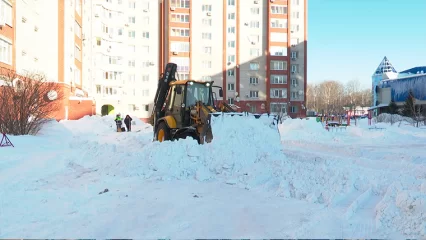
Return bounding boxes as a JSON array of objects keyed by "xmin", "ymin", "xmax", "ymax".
[{"xmin": 156, "ymin": 122, "xmax": 171, "ymax": 142}]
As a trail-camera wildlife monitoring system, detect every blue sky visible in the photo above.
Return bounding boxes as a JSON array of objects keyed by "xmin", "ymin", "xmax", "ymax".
[{"xmin": 308, "ymin": 0, "xmax": 426, "ymax": 88}]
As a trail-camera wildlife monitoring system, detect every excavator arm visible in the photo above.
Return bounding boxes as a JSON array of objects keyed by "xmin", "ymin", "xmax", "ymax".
[{"xmin": 152, "ymin": 63, "xmax": 177, "ymax": 135}]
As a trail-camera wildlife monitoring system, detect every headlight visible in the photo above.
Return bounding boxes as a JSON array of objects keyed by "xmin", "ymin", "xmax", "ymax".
[
  {"xmin": 205, "ymin": 83, "xmax": 210, "ymax": 87},
  {"xmin": 188, "ymin": 81, "xmax": 194, "ymax": 85}
]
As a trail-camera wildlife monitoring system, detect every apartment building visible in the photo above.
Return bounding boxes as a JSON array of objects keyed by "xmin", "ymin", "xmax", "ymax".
[
  {"xmin": 160, "ymin": 0, "xmax": 307, "ymax": 117},
  {"xmin": 0, "ymin": 0, "xmax": 93, "ymax": 120},
  {"xmin": 0, "ymin": 0, "xmax": 15, "ymax": 71},
  {"xmin": 83, "ymin": 0, "xmax": 159, "ymax": 120}
]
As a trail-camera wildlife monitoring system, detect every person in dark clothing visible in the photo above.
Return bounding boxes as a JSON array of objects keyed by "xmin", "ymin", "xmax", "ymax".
[{"xmin": 124, "ymin": 115, "xmax": 133, "ymax": 132}]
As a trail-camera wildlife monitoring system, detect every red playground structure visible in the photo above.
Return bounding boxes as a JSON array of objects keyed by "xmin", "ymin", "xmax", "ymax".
[{"xmin": 0, "ymin": 133, "xmax": 14, "ymax": 147}]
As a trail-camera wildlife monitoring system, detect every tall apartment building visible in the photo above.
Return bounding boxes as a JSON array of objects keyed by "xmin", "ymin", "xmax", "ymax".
[
  {"xmin": 0, "ymin": 0, "xmax": 93, "ymax": 120},
  {"xmin": 83, "ymin": 0, "xmax": 159, "ymax": 120},
  {"xmin": 0, "ymin": 0, "xmax": 15, "ymax": 71},
  {"xmin": 160, "ymin": 0, "xmax": 307, "ymax": 117}
]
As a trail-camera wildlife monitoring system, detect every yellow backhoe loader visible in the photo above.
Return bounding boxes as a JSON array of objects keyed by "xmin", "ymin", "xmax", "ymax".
[{"xmin": 151, "ymin": 63, "xmax": 224, "ymax": 144}]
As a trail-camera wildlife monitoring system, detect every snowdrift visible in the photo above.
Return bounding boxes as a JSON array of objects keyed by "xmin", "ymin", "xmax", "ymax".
[{"xmin": 1, "ymin": 115, "xmax": 426, "ymax": 237}]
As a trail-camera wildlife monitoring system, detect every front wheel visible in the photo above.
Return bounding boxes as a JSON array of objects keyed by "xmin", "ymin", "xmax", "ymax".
[{"xmin": 156, "ymin": 122, "xmax": 171, "ymax": 142}]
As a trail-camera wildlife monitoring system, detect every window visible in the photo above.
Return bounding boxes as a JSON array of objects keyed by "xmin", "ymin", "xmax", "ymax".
[
  {"xmin": 128, "ymin": 1, "xmax": 136, "ymax": 8},
  {"xmin": 291, "ymin": 51, "xmax": 298, "ymax": 59},
  {"xmin": 228, "ymin": 0, "xmax": 235, "ymax": 6},
  {"xmin": 128, "ymin": 30, "xmax": 135, "ymax": 38},
  {"xmin": 128, "ymin": 74, "xmax": 135, "ymax": 82},
  {"xmin": 228, "ymin": 13, "xmax": 235, "ymax": 20},
  {"xmin": 249, "ymin": 62, "xmax": 259, "ymax": 70},
  {"xmin": 142, "ymin": 75, "xmax": 149, "ymax": 82},
  {"xmin": 128, "ymin": 45, "xmax": 136, "ymax": 52},
  {"xmin": 128, "ymin": 16, "xmax": 135, "ymax": 23},
  {"xmin": 249, "ymin": 76, "xmax": 259, "ymax": 85},
  {"xmin": 227, "ymin": 27, "xmax": 236, "ymax": 34},
  {"xmin": 227, "ymin": 69, "xmax": 234, "ymax": 76},
  {"xmin": 270, "ymin": 103, "xmax": 287, "ymax": 114},
  {"xmin": 250, "ymin": 21, "xmax": 260, "ymax": 28},
  {"xmin": 202, "ymin": 4, "xmax": 212, "ymax": 11},
  {"xmin": 271, "ymin": 5, "xmax": 287, "ymax": 14},
  {"xmin": 202, "ymin": 18, "xmax": 212, "ymax": 26},
  {"xmin": 249, "ymin": 35, "xmax": 259, "ymax": 43},
  {"xmin": 270, "ymin": 88, "xmax": 287, "ymax": 98},
  {"xmin": 1, "ymin": 0, "xmax": 12, "ymax": 26},
  {"xmin": 96, "ymin": 85, "xmax": 102, "ymax": 94},
  {"xmin": 292, "ymin": 0, "xmax": 300, "ymax": 5},
  {"xmin": 109, "ymin": 56, "xmax": 122, "ymax": 65},
  {"xmin": 270, "ymin": 46, "xmax": 287, "ymax": 56},
  {"xmin": 271, "ymin": 19, "xmax": 288, "ymax": 28},
  {"xmin": 202, "ymin": 60, "xmax": 212, "ymax": 68},
  {"xmin": 291, "ymin": 78, "xmax": 298, "ymax": 86},
  {"xmin": 250, "ymin": 7, "xmax": 259, "ymax": 14},
  {"xmin": 202, "ymin": 32, "xmax": 212, "ymax": 40},
  {"xmin": 249, "ymin": 91, "xmax": 259, "ymax": 98},
  {"xmin": 128, "ymin": 60, "xmax": 135, "ymax": 67},
  {"xmin": 201, "ymin": 76, "xmax": 212, "ymax": 81},
  {"xmin": 271, "ymin": 75, "xmax": 287, "ymax": 84},
  {"xmin": 141, "ymin": 1, "xmax": 149, "ymax": 10},
  {"xmin": 227, "ymin": 83, "xmax": 235, "ymax": 91},
  {"xmin": 171, "ymin": 28, "xmax": 190, "ymax": 37},
  {"xmin": 270, "ymin": 61, "xmax": 286, "ymax": 70},
  {"xmin": 141, "ymin": 45, "xmax": 149, "ymax": 54},
  {"xmin": 291, "ymin": 24, "xmax": 300, "ymax": 32},
  {"xmin": 292, "ymin": 11, "xmax": 300, "ymax": 19},
  {"xmin": 227, "ymin": 55, "xmax": 235, "ymax": 63},
  {"xmin": 291, "ymin": 64, "xmax": 298, "ymax": 73},
  {"xmin": 144, "ymin": 105, "xmax": 149, "ymax": 111},
  {"xmin": 177, "ymin": 73, "xmax": 189, "ymax": 80},
  {"xmin": 142, "ymin": 31, "xmax": 150, "ymax": 39},
  {"xmin": 291, "ymin": 91, "xmax": 298, "ymax": 99},
  {"xmin": 250, "ymin": 48, "xmax": 260, "ymax": 57},
  {"xmin": 227, "ymin": 41, "xmax": 235, "ymax": 48},
  {"xmin": 142, "ymin": 61, "xmax": 151, "ymax": 68},
  {"xmin": 202, "ymin": 46, "xmax": 212, "ymax": 54},
  {"xmin": 228, "ymin": 98, "xmax": 234, "ymax": 105},
  {"xmin": 171, "ymin": 42, "xmax": 190, "ymax": 52},
  {"xmin": 74, "ymin": 21, "xmax": 82, "ymax": 39},
  {"xmin": 104, "ymin": 71, "xmax": 121, "ymax": 80},
  {"xmin": 74, "ymin": 45, "xmax": 81, "ymax": 61},
  {"xmin": 170, "ymin": 57, "xmax": 190, "ymax": 72},
  {"xmin": 171, "ymin": 13, "xmax": 190, "ymax": 23},
  {"xmin": 142, "ymin": 89, "xmax": 149, "ymax": 97},
  {"xmin": 118, "ymin": 28, "xmax": 123, "ymax": 35},
  {"xmin": 170, "ymin": 0, "xmax": 190, "ymax": 8},
  {"xmin": 291, "ymin": 38, "xmax": 299, "ymax": 46},
  {"xmin": 0, "ymin": 38, "xmax": 12, "ymax": 64},
  {"xmin": 96, "ymin": 37, "xmax": 101, "ymax": 46},
  {"xmin": 270, "ymin": 32, "xmax": 287, "ymax": 42},
  {"xmin": 291, "ymin": 106, "xmax": 298, "ymax": 113},
  {"xmin": 250, "ymin": 105, "xmax": 256, "ymax": 113}
]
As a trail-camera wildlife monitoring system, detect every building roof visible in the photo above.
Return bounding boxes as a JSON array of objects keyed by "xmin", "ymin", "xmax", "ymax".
[
  {"xmin": 373, "ymin": 56, "xmax": 398, "ymax": 76},
  {"xmin": 399, "ymin": 66, "xmax": 426, "ymax": 75},
  {"xmin": 379, "ymin": 74, "xmax": 426, "ymax": 102}
]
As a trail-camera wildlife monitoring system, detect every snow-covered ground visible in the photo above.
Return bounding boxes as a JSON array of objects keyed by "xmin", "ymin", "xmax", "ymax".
[{"xmin": 0, "ymin": 115, "xmax": 425, "ymax": 238}]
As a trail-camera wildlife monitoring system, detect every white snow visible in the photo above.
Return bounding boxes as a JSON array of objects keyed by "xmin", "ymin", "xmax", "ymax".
[{"xmin": 0, "ymin": 114, "xmax": 425, "ymax": 238}]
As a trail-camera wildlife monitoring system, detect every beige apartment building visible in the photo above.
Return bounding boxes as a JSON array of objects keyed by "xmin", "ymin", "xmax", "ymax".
[
  {"xmin": 160, "ymin": 0, "xmax": 307, "ymax": 117},
  {"xmin": 0, "ymin": 0, "xmax": 93, "ymax": 120}
]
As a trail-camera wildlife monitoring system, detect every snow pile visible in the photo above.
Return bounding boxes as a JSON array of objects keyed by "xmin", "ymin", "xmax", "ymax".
[{"xmin": 2, "ymin": 115, "xmax": 426, "ymax": 238}]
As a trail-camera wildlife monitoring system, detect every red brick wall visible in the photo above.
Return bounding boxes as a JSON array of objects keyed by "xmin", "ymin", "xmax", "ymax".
[{"xmin": 68, "ymin": 99, "xmax": 94, "ymax": 120}]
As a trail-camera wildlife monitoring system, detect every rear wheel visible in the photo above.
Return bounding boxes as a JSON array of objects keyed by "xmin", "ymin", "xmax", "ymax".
[{"xmin": 156, "ymin": 122, "xmax": 171, "ymax": 142}]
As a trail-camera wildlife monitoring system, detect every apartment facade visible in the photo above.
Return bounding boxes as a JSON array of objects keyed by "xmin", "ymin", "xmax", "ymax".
[
  {"xmin": 0, "ymin": 0, "xmax": 92, "ymax": 120},
  {"xmin": 0, "ymin": 0, "xmax": 15, "ymax": 71},
  {"xmin": 160, "ymin": 0, "xmax": 307, "ymax": 117},
  {"xmin": 83, "ymin": 0, "xmax": 159, "ymax": 120}
]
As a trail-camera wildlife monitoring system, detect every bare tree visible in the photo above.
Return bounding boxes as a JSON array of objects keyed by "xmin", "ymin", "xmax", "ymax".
[
  {"xmin": 0, "ymin": 68, "xmax": 64, "ymax": 135},
  {"xmin": 307, "ymin": 80, "xmax": 372, "ymax": 114}
]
